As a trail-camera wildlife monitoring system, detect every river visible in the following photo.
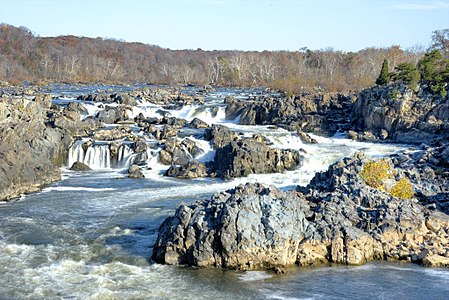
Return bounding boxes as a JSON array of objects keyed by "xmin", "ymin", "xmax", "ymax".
[{"xmin": 1, "ymin": 85, "xmax": 448, "ymax": 299}]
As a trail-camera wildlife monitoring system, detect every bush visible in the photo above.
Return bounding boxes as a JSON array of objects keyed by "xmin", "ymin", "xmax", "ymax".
[
  {"xmin": 361, "ymin": 159, "xmax": 415, "ymax": 199},
  {"xmin": 360, "ymin": 159, "xmax": 392, "ymax": 189},
  {"xmin": 389, "ymin": 177, "xmax": 414, "ymax": 199}
]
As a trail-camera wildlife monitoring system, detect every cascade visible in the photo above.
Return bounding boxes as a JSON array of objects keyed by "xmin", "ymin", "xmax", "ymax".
[{"xmin": 82, "ymin": 144, "xmax": 111, "ymax": 169}]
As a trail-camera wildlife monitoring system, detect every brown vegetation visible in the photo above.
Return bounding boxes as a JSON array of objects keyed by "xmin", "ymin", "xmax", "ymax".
[{"xmin": 0, "ymin": 23, "xmax": 439, "ymax": 92}]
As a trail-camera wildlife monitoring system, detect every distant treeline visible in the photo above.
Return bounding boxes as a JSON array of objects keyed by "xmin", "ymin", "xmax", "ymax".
[{"xmin": 1, "ymin": 24, "xmax": 448, "ymax": 92}]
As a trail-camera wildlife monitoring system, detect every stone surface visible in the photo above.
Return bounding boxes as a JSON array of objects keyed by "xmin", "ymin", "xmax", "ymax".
[
  {"xmin": 153, "ymin": 148, "xmax": 449, "ymax": 269},
  {"xmin": 70, "ymin": 161, "xmax": 91, "ymax": 171},
  {"xmin": 128, "ymin": 165, "xmax": 145, "ymax": 178},
  {"xmin": 213, "ymin": 137, "xmax": 302, "ymax": 179},
  {"xmin": 166, "ymin": 161, "xmax": 208, "ymax": 179}
]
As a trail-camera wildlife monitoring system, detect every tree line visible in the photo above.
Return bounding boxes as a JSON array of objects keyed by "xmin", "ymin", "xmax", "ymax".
[{"xmin": 1, "ymin": 24, "xmax": 448, "ymax": 93}]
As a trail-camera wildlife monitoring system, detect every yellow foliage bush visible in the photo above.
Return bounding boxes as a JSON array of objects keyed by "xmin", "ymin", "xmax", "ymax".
[
  {"xmin": 389, "ymin": 177, "xmax": 414, "ymax": 199},
  {"xmin": 360, "ymin": 159, "xmax": 392, "ymax": 189}
]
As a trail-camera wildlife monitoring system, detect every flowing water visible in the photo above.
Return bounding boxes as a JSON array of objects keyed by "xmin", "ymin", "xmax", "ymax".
[{"xmin": 1, "ymin": 86, "xmax": 449, "ymax": 299}]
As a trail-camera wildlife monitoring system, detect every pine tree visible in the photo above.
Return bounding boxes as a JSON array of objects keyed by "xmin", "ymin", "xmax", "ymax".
[{"xmin": 376, "ymin": 59, "xmax": 390, "ymax": 85}]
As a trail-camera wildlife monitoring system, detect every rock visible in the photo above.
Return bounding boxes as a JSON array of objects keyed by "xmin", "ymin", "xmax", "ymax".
[
  {"xmin": 351, "ymin": 83, "xmax": 449, "ymax": 144},
  {"xmin": 96, "ymin": 105, "xmax": 132, "ymax": 124},
  {"xmin": 225, "ymin": 93, "xmax": 353, "ymax": 136},
  {"xmin": 154, "ymin": 148, "xmax": 449, "ymax": 270},
  {"xmin": 158, "ymin": 138, "xmax": 203, "ymax": 166},
  {"xmin": 189, "ymin": 117, "xmax": 209, "ymax": 129},
  {"xmin": 165, "ymin": 161, "xmax": 207, "ymax": 179},
  {"xmin": 297, "ymin": 131, "xmax": 317, "ymax": 144},
  {"xmin": 0, "ymin": 96, "xmax": 72, "ymax": 201},
  {"xmin": 128, "ymin": 165, "xmax": 145, "ymax": 178},
  {"xmin": 70, "ymin": 161, "xmax": 91, "ymax": 171},
  {"xmin": 213, "ymin": 138, "xmax": 302, "ymax": 179},
  {"xmin": 204, "ymin": 124, "xmax": 239, "ymax": 149},
  {"xmin": 162, "ymin": 116, "xmax": 187, "ymax": 128},
  {"xmin": 152, "ymin": 183, "xmax": 310, "ymax": 269},
  {"xmin": 422, "ymin": 254, "xmax": 449, "ymax": 267}
]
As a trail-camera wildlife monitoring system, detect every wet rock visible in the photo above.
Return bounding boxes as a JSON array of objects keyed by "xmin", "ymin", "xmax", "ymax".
[
  {"xmin": 297, "ymin": 131, "xmax": 317, "ymax": 144},
  {"xmin": 213, "ymin": 137, "xmax": 302, "ymax": 179},
  {"xmin": 152, "ymin": 183, "xmax": 310, "ymax": 269},
  {"xmin": 154, "ymin": 148, "xmax": 449, "ymax": 270},
  {"xmin": 189, "ymin": 117, "xmax": 209, "ymax": 129},
  {"xmin": 204, "ymin": 124, "xmax": 239, "ymax": 149},
  {"xmin": 70, "ymin": 161, "xmax": 91, "ymax": 171},
  {"xmin": 128, "ymin": 165, "xmax": 145, "ymax": 178},
  {"xmin": 165, "ymin": 161, "xmax": 207, "ymax": 179}
]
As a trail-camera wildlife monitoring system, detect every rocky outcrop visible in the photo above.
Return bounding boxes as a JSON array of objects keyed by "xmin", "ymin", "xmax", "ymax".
[
  {"xmin": 166, "ymin": 161, "xmax": 208, "ymax": 179},
  {"xmin": 158, "ymin": 138, "xmax": 203, "ymax": 165},
  {"xmin": 0, "ymin": 95, "xmax": 72, "ymax": 201},
  {"xmin": 213, "ymin": 137, "xmax": 302, "ymax": 179},
  {"xmin": 225, "ymin": 93, "xmax": 352, "ymax": 135},
  {"xmin": 204, "ymin": 124, "xmax": 239, "ymax": 149},
  {"xmin": 153, "ymin": 150, "xmax": 449, "ymax": 269},
  {"xmin": 351, "ymin": 83, "xmax": 449, "ymax": 144},
  {"xmin": 128, "ymin": 165, "xmax": 145, "ymax": 178},
  {"xmin": 70, "ymin": 161, "xmax": 91, "ymax": 171}
]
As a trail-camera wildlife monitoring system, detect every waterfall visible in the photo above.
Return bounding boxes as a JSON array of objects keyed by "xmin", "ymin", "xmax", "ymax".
[
  {"xmin": 68, "ymin": 142, "xmax": 85, "ymax": 167},
  {"xmin": 117, "ymin": 144, "xmax": 136, "ymax": 168},
  {"xmin": 82, "ymin": 145, "xmax": 111, "ymax": 169}
]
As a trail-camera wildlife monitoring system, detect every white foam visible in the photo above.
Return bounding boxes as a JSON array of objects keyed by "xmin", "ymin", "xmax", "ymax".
[
  {"xmin": 42, "ymin": 187, "xmax": 116, "ymax": 192},
  {"xmin": 238, "ymin": 271, "xmax": 274, "ymax": 282}
]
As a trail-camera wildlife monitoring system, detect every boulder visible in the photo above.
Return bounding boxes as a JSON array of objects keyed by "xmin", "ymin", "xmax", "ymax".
[
  {"xmin": 128, "ymin": 165, "xmax": 145, "ymax": 178},
  {"xmin": 204, "ymin": 124, "xmax": 239, "ymax": 149},
  {"xmin": 70, "ymin": 161, "xmax": 91, "ymax": 171},
  {"xmin": 165, "ymin": 161, "xmax": 207, "ymax": 179},
  {"xmin": 213, "ymin": 138, "xmax": 302, "ymax": 179},
  {"xmin": 189, "ymin": 117, "xmax": 209, "ymax": 129}
]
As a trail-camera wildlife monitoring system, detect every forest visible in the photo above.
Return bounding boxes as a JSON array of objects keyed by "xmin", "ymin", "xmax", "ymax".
[{"xmin": 0, "ymin": 24, "xmax": 448, "ymax": 93}]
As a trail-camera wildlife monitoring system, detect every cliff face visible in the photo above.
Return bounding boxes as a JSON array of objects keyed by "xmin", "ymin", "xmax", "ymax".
[
  {"xmin": 153, "ymin": 148, "xmax": 449, "ymax": 270},
  {"xmin": 0, "ymin": 95, "xmax": 71, "ymax": 201},
  {"xmin": 351, "ymin": 83, "xmax": 449, "ymax": 143}
]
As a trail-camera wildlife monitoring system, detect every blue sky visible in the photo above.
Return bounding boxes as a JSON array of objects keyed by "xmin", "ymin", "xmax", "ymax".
[{"xmin": 0, "ymin": 0, "xmax": 448, "ymax": 51}]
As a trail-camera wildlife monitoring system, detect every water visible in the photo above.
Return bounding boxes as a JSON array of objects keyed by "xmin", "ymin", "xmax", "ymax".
[{"xmin": 1, "ymin": 86, "xmax": 448, "ymax": 299}]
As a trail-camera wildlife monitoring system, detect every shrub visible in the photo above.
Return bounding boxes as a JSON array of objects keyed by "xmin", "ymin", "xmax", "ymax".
[
  {"xmin": 389, "ymin": 177, "xmax": 414, "ymax": 199},
  {"xmin": 360, "ymin": 159, "xmax": 392, "ymax": 189}
]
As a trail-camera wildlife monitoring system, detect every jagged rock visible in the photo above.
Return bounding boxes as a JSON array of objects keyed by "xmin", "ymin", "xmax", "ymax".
[
  {"xmin": 165, "ymin": 161, "xmax": 207, "ymax": 179},
  {"xmin": 158, "ymin": 138, "xmax": 203, "ymax": 166},
  {"xmin": 93, "ymin": 126, "xmax": 135, "ymax": 141},
  {"xmin": 204, "ymin": 124, "xmax": 239, "ymax": 149},
  {"xmin": 96, "ymin": 105, "xmax": 132, "ymax": 124},
  {"xmin": 352, "ymin": 83, "xmax": 449, "ymax": 143},
  {"xmin": 70, "ymin": 161, "xmax": 91, "ymax": 171},
  {"xmin": 162, "ymin": 116, "xmax": 187, "ymax": 128},
  {"xmin": 297, "ymin": 131, "xmax": 317, "ymax": 144},
  {"xmin": 213, "ymin": 137, "xmax": 302, "ymax": 179},
  {"xmin": 128, "ymin": 165, "xmax": 145, "ymax": 178},
  {"xmin": 225, "ymin": 93, "xmax": 352, "ymax": 135},
  {"xmin": 153, "ymin": 149, "xmax": 449, "ymax": 270},
  {"xmin": 0, "ymin": 96, "xmax": 72, "ymax": 201},
  {"xmin": 189, "ymin": 117, "xmax": 209, "ymax": 129},
  {"xmin": 152, "ymin": 183, "xmax": 310, "ymax": 269}
]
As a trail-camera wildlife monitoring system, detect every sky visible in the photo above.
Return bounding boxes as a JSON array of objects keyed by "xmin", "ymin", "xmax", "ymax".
[{"xmin": 0, "ymin": 0, "xmax": 448, "ymax": 52}]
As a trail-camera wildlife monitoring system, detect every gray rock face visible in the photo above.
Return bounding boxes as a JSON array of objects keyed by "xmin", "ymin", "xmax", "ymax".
[
  {"xmin": 189, "ymin": 117, "xmax": 209, "ymax": 129},
  {"xmin": 0, "ymin": 96, "xmax": 72, "ymax": 201},
  {"xmin": 213, "ymin": 138, "xmax": 302, "ymax": 179},
  {"xmin": 225, "ymin": 93, "xmax": 352, "ymax": 135},
  {"xmin": 351, "ymin": 83, "xmax": 449, "ymax": 143},
  {"xmin": 153, "ymin": 149, "xmax": 449, "ymax": 269},
  {"xmin": 70, "ymin": 161, "xmax": 91, "ymax": 171},
  {"xmin": 128, "ymin": 165, "xmax": 145, "ymax": 178},
  {"xmin": 158, "ymin": 138, "xmax": 203, "ymax": 166},
  {"xmin": 166, "ymin": 161, "xmax": 207, "ymax": 179},
  {"xmin": 152, "ymin": 183, "xmax": 309, "ymax": 268},
  {"xmin": 204, "ymin": 124, "xmax": 239, "ymax": 149}
]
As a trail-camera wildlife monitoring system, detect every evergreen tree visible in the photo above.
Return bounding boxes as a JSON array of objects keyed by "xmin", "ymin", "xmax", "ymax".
[
  {"xmin": 376, "ymin": 59, "xmax": 390, "ymax": 85},
  {"xmin": 391, "ymin": 62, "xmax": 421, "ymax": 89}
]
